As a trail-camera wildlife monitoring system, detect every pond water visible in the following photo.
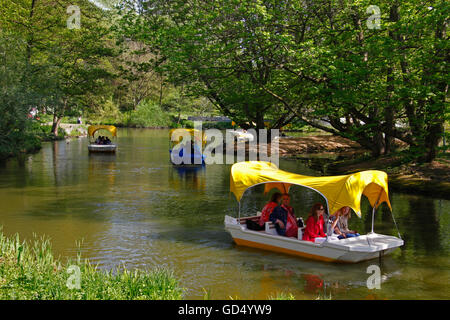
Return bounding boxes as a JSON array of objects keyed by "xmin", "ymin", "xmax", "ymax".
[{"xmin": 0, "ymin": 129, "xmax": 448, "ymax": 299}]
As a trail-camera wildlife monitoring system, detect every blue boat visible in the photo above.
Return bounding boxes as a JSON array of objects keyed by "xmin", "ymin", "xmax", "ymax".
[{"xmin": 169, "ymin": 129, "xmax": 206, "ymax": 166}]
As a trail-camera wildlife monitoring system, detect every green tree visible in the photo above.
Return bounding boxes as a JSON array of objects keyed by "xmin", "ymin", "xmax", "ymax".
[
  {"xmin": 1, "ymin": 0, "xmax": 115, "ymax": 136},
  {"xmin": 118, "ymin": 0, "xmax": 298, "ymax": 134}
]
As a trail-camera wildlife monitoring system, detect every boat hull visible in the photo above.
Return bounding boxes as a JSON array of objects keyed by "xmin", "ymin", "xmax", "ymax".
[
  {"xmin": 224, "ymin": 215, "xmax": 403, "ymax": 263},
  {"xmin": 88, "ymin": 144, "xmax": 117, "ymax": 153}
]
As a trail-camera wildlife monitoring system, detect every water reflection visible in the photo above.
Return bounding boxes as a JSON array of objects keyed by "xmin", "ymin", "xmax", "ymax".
[
  {"xmin": 88, "ymin": 152, "xmax": 117, "ymax": 187},
  {"xmin": 169, "ymin": 165, "xmax": 206, "ymax": 193},
  {"xmin": 404, "ymin": 197, "xmax": 442, "ymax": 254}
]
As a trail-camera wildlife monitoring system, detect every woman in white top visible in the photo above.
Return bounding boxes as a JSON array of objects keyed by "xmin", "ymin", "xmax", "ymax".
[{"xmin": 330, "ymin": 206, "xmax": 360, "ymax": 239}]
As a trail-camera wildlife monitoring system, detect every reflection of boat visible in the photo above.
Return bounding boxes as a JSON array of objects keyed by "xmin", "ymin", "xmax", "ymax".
[
  {"xmin": 169, "ymin": 165, "xmax": 206, "ymax": 192},
  {"xmin": 169, "ymin": 129, "xmax": 206, "ymax": 165},
  {"xmin": 87, "ymin": 125, "xmax": 117, "ymax": 153},
  {"xmin": 174, "ymin": 164, "xmax": 205, "ymax": 176},
  {"xmin": 88, "ymin": 151, "xmax": 117, "ymax": 186},
  {"xmin": 224, "ymin": 161, "xmax": 404, "ymax": 263}
]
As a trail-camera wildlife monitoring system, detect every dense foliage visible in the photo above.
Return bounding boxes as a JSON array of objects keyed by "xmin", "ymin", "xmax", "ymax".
[
  {"xmin": 118, "ymin": 0, "xmax": 448, "ymax": 161},
  {"xmin": 0, "ymin": 0, "xmax": 448, "ymax": 162}
]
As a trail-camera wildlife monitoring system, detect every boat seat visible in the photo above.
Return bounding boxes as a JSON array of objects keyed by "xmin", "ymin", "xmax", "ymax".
[
  {"xmin": 297, "ymin": 226, "xmax": 306, "ymax": 240},
  {"xmin": 265, "ymin": 221, "xmax": 278, "ymax": 235},
  {"xmin": 265, "ymin": 222, "xmax": 307, "ymax": 238},
  {"xmin": 239, "ymin": 215, "xmax": 260, "ymax": 224}
]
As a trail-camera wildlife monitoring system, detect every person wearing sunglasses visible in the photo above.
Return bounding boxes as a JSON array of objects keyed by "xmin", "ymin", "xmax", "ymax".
[{"xmin": 302, "ymin": 203, "xmax": 327, "ymax": 242}]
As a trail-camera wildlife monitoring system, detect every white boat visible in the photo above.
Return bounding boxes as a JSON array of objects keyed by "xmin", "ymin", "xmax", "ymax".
[
  {"xmin": 88, "ymin": 144, "xmax": 117, "ymax": 153},
  {"xmin": 87, "ymin": 125, "xmax": 117, "ymax": 153},
  {"xmin": 224, "ymin": 161, "xmax": 404, "ymax": 263},
  {"xmin": 224, "ymin": 215, "xmax": 403, "ymax": 263}
]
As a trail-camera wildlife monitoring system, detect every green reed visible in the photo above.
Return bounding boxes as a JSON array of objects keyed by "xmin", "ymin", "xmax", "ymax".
[{"xmin": 0, "ymin": 229, "xmax": 184, "ymax": 300}]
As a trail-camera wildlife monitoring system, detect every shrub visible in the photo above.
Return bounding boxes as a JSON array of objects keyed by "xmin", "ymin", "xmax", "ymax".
[{"xmin": 128, "ymin": 101, "xmax": 171, "ymax": 128}]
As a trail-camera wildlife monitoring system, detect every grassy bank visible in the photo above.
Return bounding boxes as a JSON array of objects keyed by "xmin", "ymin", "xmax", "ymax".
[{"xmin": 0, "ymin": 230, "xmax": 184, "ymax": 300}]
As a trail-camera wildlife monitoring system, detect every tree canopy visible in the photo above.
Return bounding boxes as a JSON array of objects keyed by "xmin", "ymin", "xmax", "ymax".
[{"xmin": 0, "ymin": 0, "xmax": 448, "ymax": 162}]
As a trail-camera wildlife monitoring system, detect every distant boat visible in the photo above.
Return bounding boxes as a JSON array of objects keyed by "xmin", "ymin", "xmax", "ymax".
[
  {"xmin": 87, "ymin": 125, "xmax": 117, "ymax": 153},
  {"xmin": 225, "ymin": 161, "xmax": 404, "ymax": 263},
  {"xmin": 231, "ymin": 129, "xmax": 254, "ymax": 142}
]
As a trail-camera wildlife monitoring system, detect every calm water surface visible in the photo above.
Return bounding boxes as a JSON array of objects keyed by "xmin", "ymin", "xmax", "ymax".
[{"xmin": 0, "ymin": 129, "xmax": 448, "ymax": 299}]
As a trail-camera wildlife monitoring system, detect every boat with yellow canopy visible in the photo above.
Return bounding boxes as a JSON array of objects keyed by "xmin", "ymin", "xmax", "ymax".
[
  {"xmin": 169, "ymin": 128, "xmax": 207, "ymax": 165},
  {"xmin": 224, "ymin": 161, "xmax": 403, "ymax": 263},
  {"xmin": 87, "ymin": 125, "xmax": 117, "ymax": 153}
]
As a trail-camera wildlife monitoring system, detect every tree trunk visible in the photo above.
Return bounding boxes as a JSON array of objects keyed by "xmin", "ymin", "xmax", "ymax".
[
  {"xmin": 422, "ymin": 122, "xmax": 443, "ymax": 162},
  {"xmin": 52, "ymin": 99, "xmax": 66, "ymax": 136},
  {"xmin": 51, "ymin": 114, "xmax": 62, "ymax": 136},
  {"xmin": 372, "ymin": 132, "xmax": 386, "ymax": 157}
]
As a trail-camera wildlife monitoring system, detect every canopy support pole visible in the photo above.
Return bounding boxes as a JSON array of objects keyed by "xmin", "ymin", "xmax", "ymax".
[
  {"xmin": 370, "ymin": 190, "xmax": 383, "ymax": 234},
  {"xmin": 238, "ymin": 201, "xmax": 241, "ymax": 224},
  {"xmin": 391, "ymin": 207, "xmax": 402, "ymax": 239},
  {"xmin": 370, "ymin": 206, "xmax": 376, "ymax": 234}
]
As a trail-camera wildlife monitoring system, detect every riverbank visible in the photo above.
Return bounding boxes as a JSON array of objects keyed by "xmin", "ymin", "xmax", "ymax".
[
  {"xmin": 0, "ymin": 230, "xmax": 184, "ymax": 300},
  {"xmin": 326, "ymin": 156, "xmax": 450, "ymax": 200},
  {"xmin": 0, "ymin": 132, "xmax": 42, "ymax": 161},
  {"xmin": 275, "ymin": 135, "xmax": 450, "ymax": 199},
  {"xmin": 277, "ymin": 135, "xmax": 363, "ymax": 155}
]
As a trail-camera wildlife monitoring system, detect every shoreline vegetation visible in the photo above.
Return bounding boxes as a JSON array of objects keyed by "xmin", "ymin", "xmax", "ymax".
[
  {"xmin": 274, "ymin": 136, "xmax": 450, "ymax": 199},
  {"xmin": 0, "ymin": 229, "xmax": 184, "ymax": 300}
]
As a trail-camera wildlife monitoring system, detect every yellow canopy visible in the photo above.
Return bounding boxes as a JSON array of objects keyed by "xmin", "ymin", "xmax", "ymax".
[
  {"xmin": 230, "ymin": 161, "xmax": 391, "ymax": 217},
  {"xmin": 169, "ymin": 128, "xmax": 207, "ymax": 147},
  {"xmin": 88, "ymin": 125, "xmax": 117, "ymax": 137}
]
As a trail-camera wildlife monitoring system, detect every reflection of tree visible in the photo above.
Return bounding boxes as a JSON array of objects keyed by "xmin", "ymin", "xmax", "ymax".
[
  {"xmin": 405, "ymin": 198, "xmax": 441, "ymax": 254},
  {"xmin": 52, "ymin": 141, "xmax": 59, "ymax": 186}
]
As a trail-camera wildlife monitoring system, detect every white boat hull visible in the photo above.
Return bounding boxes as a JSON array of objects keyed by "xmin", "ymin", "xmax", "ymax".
[
  {"xmin": 224, "ymin": 215, "xmax": 403, "ymax": 263},
  {"xmin": 88, "ymin": 144, "xmax": 117, "ymax": 153}
]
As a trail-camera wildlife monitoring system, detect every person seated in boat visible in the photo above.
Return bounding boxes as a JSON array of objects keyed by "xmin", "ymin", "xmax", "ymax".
[
  {"xmin": 269, "ymin": 193, "xmax": 298, "ymax": 238},
  {"xmin": 104, "ymin": 136, "xmax": 112, "ymax": 145},
  {"xmin": 258, "ymin": 192, "xmax": 282, "ymax": 227},
  {"xmin": 302, "ymin": 203, "xmax": 327, "ymax": 242},
  {"xmin": 330, "ymin": 206, "xmax": 360, "ymax": 239},
  {"xmin": 95, "ymin": 136, "xmax": 101, "ymax": 144}
]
